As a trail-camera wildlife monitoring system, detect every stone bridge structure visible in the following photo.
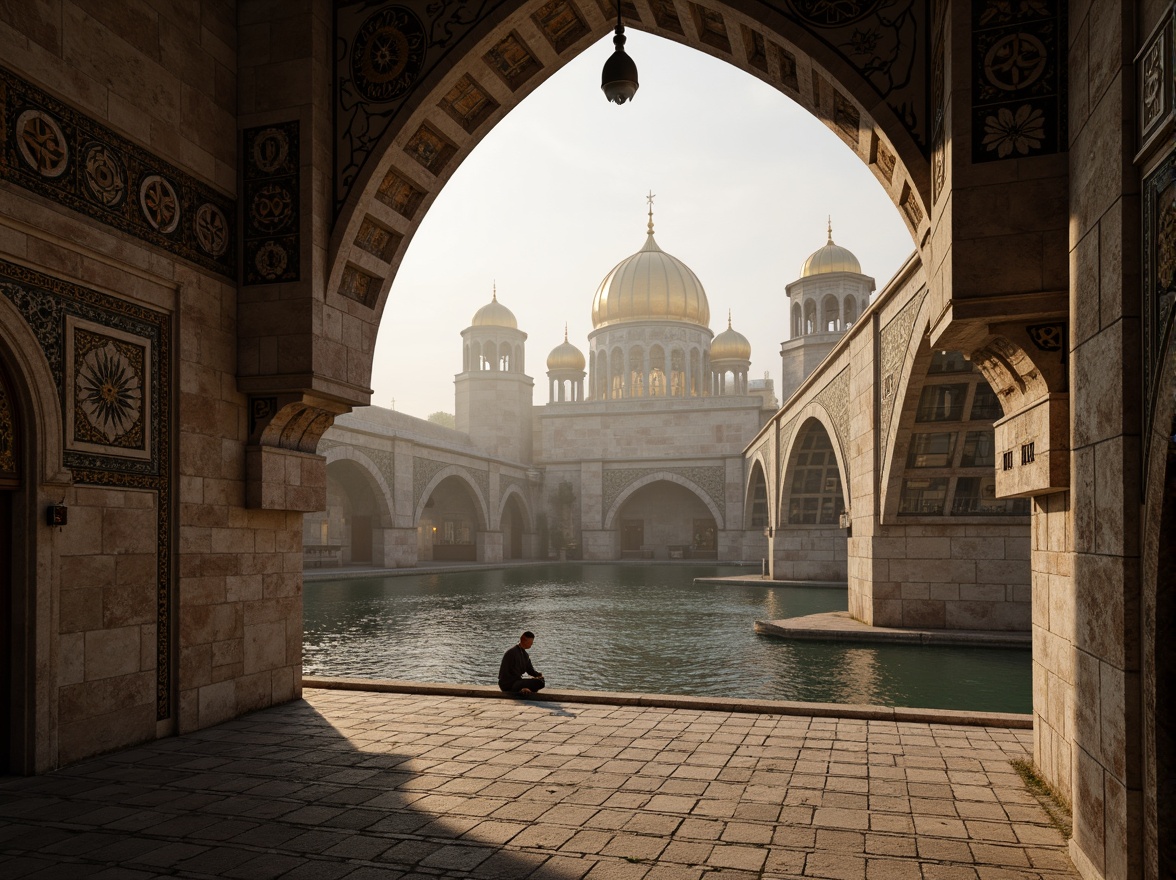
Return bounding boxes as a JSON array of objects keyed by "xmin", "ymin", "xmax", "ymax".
[
  {"xmin": 747, "ymin": 254, "xmax": 1033, "ymax": 632},
  {"xmin": 0, "ymin": 2, "xmax": 1170, "ymax": 878}
]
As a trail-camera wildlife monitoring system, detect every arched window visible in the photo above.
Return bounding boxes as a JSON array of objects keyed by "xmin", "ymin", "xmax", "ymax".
[
  {"xmin": 823, "ymin": 294, "xmax": 840, "ymax": 332},
  {"xmin": 792, "ymin": 303, "xmax": 802, "ymax": 338},
  {"xmin": 786, "ymin": 422, "xmax": 845, "ymax": 525},
  {"xmin": 670, "ymin": 349, "xmax": 686, "ymax": 396},
  {"xmin": 804, "ymin": 299, "xmax": 816, "ymax": 335},
  {"xmin": 844, "ymin": 298, "xmax": 857, "ymax": 327},
  {"xmin": 611, "ymin": 347, "xmax": 625, "ymax": 398},
  {"xmin": 649, "ymin": 346, "xmax": 666, "ymax": 397},
  {"xmin": 629, "ymin": 345, "xmax": 644, "ymax": 397}
]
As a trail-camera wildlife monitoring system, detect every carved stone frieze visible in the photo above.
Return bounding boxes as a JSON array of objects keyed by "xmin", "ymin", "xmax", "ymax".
[
  {"xmin": 878, "ymin": 288, "xmax": 926, "ymax": 468},
  {"xmin": 816, "ymin": 367, "xmax": 850, "ymax": 456},
  {"xmin": 1144, "ymin": 145, "xmax": 1176, "ymax": 481}
]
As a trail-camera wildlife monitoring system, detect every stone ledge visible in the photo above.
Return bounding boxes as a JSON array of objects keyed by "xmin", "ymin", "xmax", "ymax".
[
  {"xmin": 302, "ymin": 675, "xmax": 1032, "ymax": 729},
  {"xmin": 755, "ymin": 610, "xmax": 1032, "ymax": 647},
  {"xmin": 695, "ymin": 576, "xmax": 848, "ymax": 589}
]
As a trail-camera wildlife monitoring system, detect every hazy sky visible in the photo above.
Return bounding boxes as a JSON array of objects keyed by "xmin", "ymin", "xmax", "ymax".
[{"xmin": 371, "ymin": 32, "xmax": 915, "ymax": 418}]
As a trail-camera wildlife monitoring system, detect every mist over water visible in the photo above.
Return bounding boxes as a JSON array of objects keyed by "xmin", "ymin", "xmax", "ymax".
[{"xmin": 303, "ymin": 563, "xmax": 1032, "ymax": 714}]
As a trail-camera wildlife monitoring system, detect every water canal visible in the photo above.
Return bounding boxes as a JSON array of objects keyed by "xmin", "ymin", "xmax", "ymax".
[{"xmin": 303, "ymin": 563, "xmax": 1032, "ymax": 714}]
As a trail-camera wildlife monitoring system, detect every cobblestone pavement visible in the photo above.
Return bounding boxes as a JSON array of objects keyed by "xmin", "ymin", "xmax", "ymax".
[{"xmin": 0, "ymin": 688, "xmax": 1077, "ymax": 879}]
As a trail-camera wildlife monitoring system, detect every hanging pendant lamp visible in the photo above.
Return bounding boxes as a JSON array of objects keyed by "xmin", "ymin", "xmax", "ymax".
[{"xmin": 601, "ymin": 4, "xmax": 638, "ymax": 104}]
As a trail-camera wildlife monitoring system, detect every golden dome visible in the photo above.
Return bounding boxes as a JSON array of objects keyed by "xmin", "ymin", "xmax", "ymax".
[
  {"xmin": 710, "ymin": 312, "xmax": 751, "ymax": 360},
  {"xmin": 547, "ymin": 326, "xmax": 586, "ymax": 372},
  {"xmin": 801, "ymin": 220, "xmax": 861, "ymax": 277},
  {"xmin": 591, "ymin": 205, "xmax": 710, "ymax": 329},
  {"xmin": 471, "ymin": 286, "xmax": 517, "ymax": 328}
]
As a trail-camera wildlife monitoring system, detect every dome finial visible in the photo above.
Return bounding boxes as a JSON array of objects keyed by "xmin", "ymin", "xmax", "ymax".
[
  {"xmin": 827, "ymin": 216, "xmax": 833, "ymax": 245},
  {"xmin": 564, "ymin": 323, "xmax": 569, "ymax": 342},
  {"xmin": 646, "ymin": 190, "xmax": 656, "ymax": 236},
  {"xmin": 492, "ymin": 280, "xmax": 497, "ymax": 301},
  {"xmin": 727, "ymin": 309, "xmax": 732, "ymax": 328}
]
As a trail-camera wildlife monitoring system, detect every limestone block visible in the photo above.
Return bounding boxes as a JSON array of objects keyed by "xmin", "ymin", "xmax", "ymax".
[
  {"xmin": 245, "ymin": 445, "xmax": 327, "ymax": 511},
  {"xmin": 60, "ymin": 588, "xmax": 103, "ymax": 633},
  {"xmin": 197, "ymin": 679, "xmax": 237, "ymax": 728},
  {"xmin": 59, "ymin": 632, "xmax": 84, "ymax": 686},
  {"xmin": 59, "ymin": 670, "xmax": 154, "ymax": 724},
  {"xmin": 901, "ymin": 600, "xmax": 945, "ymax": 628},
  {"xmin": 994, "ymin": 393, "xmax": 1070, "ymax": 498},
  {"xmin": 58, "ymin": 702, "xmax": 155, "ymax": 767},
  {"xmin": 83, "ymin": 625, "xmax": 143, "ymax": 680}
]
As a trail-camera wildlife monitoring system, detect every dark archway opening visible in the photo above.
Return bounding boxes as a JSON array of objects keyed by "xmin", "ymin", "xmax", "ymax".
[
  {"xmin": 421, "ymin": 476, "xmax": 481, "ymax": 562},
  {"xmin": 615, "ymin": 481, "xmax": 715, "ymax": 560}
]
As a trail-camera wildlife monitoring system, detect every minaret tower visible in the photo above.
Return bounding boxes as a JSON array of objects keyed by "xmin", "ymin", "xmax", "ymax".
[
  {"xmin": 779, "ymin": 220, "xmax": 875, "ymax": 401},
  {"xmin": 455, "ymin": 285, "xmax": 534, "ymax": 462}
]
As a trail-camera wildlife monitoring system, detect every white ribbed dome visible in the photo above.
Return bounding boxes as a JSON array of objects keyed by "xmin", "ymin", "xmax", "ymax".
[{"xmin": 591, "ymin": 213, "xmax": 710, "ymax": 330}]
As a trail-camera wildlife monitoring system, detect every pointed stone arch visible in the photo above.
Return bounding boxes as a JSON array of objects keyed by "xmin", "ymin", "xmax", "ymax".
[
  {"xmin": 324, "ymin": 0, "xmax": 931, "ymax": 395},
  {"xmin": 321, "ymin": 446, "xmax": 395, "ymax": 523},
  {"xmin": 0, "ymin": 294, "xmax": 70, "ymax": 774},
  {"xmin": 497, "ymin": 482, "xmax": 534, "ymax": 532},
  {"xmin": 603, "ymin": 470, "xmax": 724, "ymax": 532},
  {"xmin": 778, "ymin": 412, "xmax": 849, "ymax": 526},
  {"xmin": 412, "ymin": 464, "xmax": 490, "ymax": 529}
]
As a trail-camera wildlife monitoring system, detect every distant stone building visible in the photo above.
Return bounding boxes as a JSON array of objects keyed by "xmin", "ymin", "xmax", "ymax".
[{"xmin": 307, "ymin": 207, "xmax": 781, "ymax": 563}]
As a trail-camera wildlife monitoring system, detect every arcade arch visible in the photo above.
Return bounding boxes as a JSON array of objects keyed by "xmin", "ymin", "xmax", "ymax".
[
  {"xmin": 416, "ymin": 472, "xmax": 489, "ymax": 563},
  {"xmin": 776, "ymin": 417, "xmax": 847, "ymax": 582},
  {"xmin": 306, "ymin": 456, "xmax": 393, "ymax": 567}
]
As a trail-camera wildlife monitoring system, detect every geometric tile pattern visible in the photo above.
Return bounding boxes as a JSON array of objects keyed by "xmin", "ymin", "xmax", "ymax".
[
  {"xmin": 815, "ymin": 367, "xmax": 851, "ymax": 465},
  {"xmin": 878, "ymin": 288, "xmax": 927, "ymax": 473},
  {"xmin": 0, "ymin": 689, "xmax": 1078, "ymax": 880},
  {"xmin": 0, "ymin": 258, "xmax": 173, "ymax": 720},
  {"xmin": 0, "ymin": 65, "xmax": 236, "ymax": 278},
  {"xmin": 242, "ymin": 121, "xmax": 301, "ymax": 285},
  {"xmin": 1143, "ymin": 145, "xmax": 1176, "ymax": 481},
  {"xmin": 971, "ymin": 0, "xmax": 1067, "ymax": 163}
]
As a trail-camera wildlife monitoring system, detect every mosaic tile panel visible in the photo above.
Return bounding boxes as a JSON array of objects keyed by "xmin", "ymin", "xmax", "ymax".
[
  {"xmin": 872, "ymin": 132, "xmax": 896, "ymax": 182},
  {"xmin": 0, "ymin": 369, "xmax": 16, "ymax": 483},
  {"xmin": 340, "ymin": 265, "xmax": 381, "ymax": 308},
  {"xmin": 602, "ymin": 466, "xmax": 726, "ymax": 520},
  {"xmin": 242, "ymin": 121, "xmax": 300, "ymax": 285},
  {"xmin": 650, "ymin": 0, "xmax": 684, "ymax": 35},
  {"xmin": 439, "ymin": 74, "xmax": 500, "ymax": 133},
  {"xmin": 0, "ymin": 258, "xmax": 172, "ymax": 720},
  {"xmin": 404, "ymin": 123, "xmax": 458, "ymax": 176},
  {"xmin": 0, "ymin": 65, "xmax": 235, "ymax": 278},
  {"xmin": 1138, "ymin": 9, "xmax": 1175, "ymax": 155},
  {"xmin": 483, "ymin": 31, "xmax": 543, "ymax": 91},
  {"xmin": 1144, "ymin": 145, "xmax": 1176, "ymax": 481},
  {"xmin": 777, "ymin": 45, "xmax": 800, "ymax": 92},
  {"xmin": 778, "ymin": 416, "xmax": 798, "ymax": 481},
  {"xmin": 690, "ymin": 4, "xmax": 732, "ymax": 53},
  {"xmin": 375, "ymin": 168, "xmax": 426, "ymax": 219},
  {"xmin": 833, "ymin": 90, "xmax": 861, "ymax": 143},
  {"xmin": 355, "ymin": 218, "xmax": 403, "ymax": 262},
  {"xmin": 334, "ymin": 1, "xmax": 930, "ymax": 215},
  {"xmin": 532, "ymin": 1, "xmax": 589, "ymax": 53},
  {"xmin": 743, "ymin": 27, "xmax": 769, "ymax": 72},
  {"xmin": 971, "ymin": 0, "xmax": 1067, "ymax": 163}
]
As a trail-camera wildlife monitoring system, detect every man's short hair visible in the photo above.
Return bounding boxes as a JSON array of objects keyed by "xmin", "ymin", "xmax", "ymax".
[{"xmin": 522, "ymin": 631, "xmax": 534, "ymax": 639}]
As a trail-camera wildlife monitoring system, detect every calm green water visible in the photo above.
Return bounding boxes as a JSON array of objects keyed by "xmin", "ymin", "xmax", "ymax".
[{"xmin": 302, "ymin": 563, "xmax": 1032, "ymax": 713}]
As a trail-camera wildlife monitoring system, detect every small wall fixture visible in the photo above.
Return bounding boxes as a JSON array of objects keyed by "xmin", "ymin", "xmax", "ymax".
[
  {"xmin": 46, "ymin": 504, "xmax": 68, "ymax": 526},
  {"xmin": 601, "ymin": 5, "xmax": 638, "ymax": 104}
]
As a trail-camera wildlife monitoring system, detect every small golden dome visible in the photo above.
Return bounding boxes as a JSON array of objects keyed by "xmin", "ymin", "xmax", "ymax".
[
  {"xmin": 591, "ymin": 201, "xmax": 710, "ymax": 329},
  {"xmin": 710, "ymin": 312, "xmax": 751, "ymax": 361},
  {"xmin": 471, "ymin": 286, "xmax": 518, "ymax": 328},
  {"xmin": 547, "ymin": 326, "xmax": 586, "ymax": 372},
  {"xmin": 801, "ymin": 219, "xmax": 861, "ymax": 277}
]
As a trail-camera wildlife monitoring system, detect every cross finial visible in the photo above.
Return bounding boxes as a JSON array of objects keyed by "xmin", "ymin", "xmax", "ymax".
[
  {"xmin": 646, "ymin": 190, "xmax": 656, "ymax": 235},
  {"xmin": 827, "ymin": 215, "xmax": 833, "ymax": 244}
]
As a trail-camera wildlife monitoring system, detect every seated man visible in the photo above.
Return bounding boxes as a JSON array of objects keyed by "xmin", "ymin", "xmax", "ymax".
[{"xmin": 498, "ymin": 631, "xmax": 545, "ymax": 695}]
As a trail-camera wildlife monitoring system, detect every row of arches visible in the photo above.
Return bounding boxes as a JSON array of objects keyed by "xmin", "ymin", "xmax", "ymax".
[
  {"xmin": 464, "ymin": 340, "xmax": 525, "ymax": 373},
  {"xmin": 790, "ymin": 295, "xmax": 868, "ymax": 337},
  {"xmin": 586, "ymin": 345, "xmax": 749, "ymax": 400}
]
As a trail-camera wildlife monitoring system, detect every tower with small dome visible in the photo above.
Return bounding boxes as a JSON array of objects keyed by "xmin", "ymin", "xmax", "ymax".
[
  {"xmin": 455, "ymin": 286, "xmax": 534, "ymax": 462},
  {"xmin": 779, "ymin": 221, "xmax": 875, "ymax": 401}
]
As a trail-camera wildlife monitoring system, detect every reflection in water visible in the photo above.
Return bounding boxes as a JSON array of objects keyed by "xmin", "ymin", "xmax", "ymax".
[{"xmin": 303, "ymin": 563, "xmax": 1032, "ymax": 713}]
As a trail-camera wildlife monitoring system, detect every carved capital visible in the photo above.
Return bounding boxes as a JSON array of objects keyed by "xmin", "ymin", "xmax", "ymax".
[{"xmin": 245, "ymin": 393, "xmax": 350, "ymax": 510}]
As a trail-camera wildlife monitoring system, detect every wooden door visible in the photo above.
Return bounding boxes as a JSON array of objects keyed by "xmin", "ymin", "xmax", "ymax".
[
  {"xmin": 350, "ymin": 515, "xmax": 372, "ymax": 563},
  {"xmin": 621, "ymin": 520, "xmax": 643, "ymax": 555}
]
